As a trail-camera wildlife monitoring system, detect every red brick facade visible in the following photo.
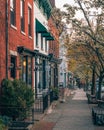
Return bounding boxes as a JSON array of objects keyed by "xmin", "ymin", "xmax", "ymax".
[
  {"xmin": 0, "ymin": 0, "xmax": 34, "ymax": 87},
  {"xmin": 48, "ymin": 17, "xmax": 59, "ymax": 59},
  {"xmin": 0, "ymin": 0, "xmax": 7, "ymax": 83}
]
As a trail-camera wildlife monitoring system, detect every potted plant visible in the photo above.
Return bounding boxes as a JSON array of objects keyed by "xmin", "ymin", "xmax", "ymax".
[{"xmin": 51, "ymin": 87, "xmax": 59, "ymax": 100}]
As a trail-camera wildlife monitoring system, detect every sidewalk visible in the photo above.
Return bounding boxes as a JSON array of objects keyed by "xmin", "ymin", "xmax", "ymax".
[
  {"xmin": 34, "ymin": 88, "xmax": 71, "ymax": 121},
  {"xmin": 32, "ymin": 88, "xmax": 104, "ymax": 130}
]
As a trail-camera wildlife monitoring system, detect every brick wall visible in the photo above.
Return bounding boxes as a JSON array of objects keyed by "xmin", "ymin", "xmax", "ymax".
[
  {"xmin": 48, "ymin": 17, "xmax": 59, "ymax": 58},
  {"xmin": 0, "ymin": 0, "xmax": 34, "ymax": 87},
  {"xmin": 0, "ymin": 0, "xmax": 7, "ymax": 83}
]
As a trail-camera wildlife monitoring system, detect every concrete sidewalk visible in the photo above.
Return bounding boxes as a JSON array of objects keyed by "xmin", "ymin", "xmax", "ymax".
[
  {"xmin": 32, "ymin": 88, "xmax": 104, "ymax": 130},
  {"xmin": 34, "ymin": 88, "xmax": 71, "ymax": 121}
]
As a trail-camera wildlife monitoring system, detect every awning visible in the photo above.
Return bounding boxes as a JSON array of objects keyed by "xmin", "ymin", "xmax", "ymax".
[
  {"xmin": 42, "ymin": 33, "xmax": 54, "ymax": 40},
  {"xmin": 17, "ymin": 46, "xmax": 37, "ymax": 56},
  {"xmin": 36, "ymin": 19, "xmax": 54, "ymax": 40},
  {"xmin": 36, "ymin": 19, "xmax": 47, "ymax": 33}
]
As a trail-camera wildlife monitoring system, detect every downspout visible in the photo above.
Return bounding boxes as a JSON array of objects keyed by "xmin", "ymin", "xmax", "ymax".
[{"xmin": 6, "ymin": 0, "xmax": 8, "ymax": 78}]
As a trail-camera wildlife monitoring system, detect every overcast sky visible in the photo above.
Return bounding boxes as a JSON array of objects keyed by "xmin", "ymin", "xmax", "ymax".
[
  {"xmin": 55, "ymin": 0, "xmax": 75, "ymax": 8},
  {"xmin": 55, "ymin": 0, "xmax": 84, "ymax": 19}
]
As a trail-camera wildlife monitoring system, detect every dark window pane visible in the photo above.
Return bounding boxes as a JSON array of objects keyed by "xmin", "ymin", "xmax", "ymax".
[
  {"xmin": 10, "ymin": 0, "xmax": 16, "ymax": 26},
  {"xmin": 28, "ymin": 7, "xmax": 32, "ymax": 36},
  {"xmin": 28, "ymin": 57, "xmax": 32, "ymax": 85},
  {"xmin": 21, "ymin": 17, "xmax": 24, "ymax": 32},
  {"xmin": 19, "ymin": 56, "xmax": 32, "ymax": 86},
  {"xmin": 21, "ymin": 0, "xmax": 25, "ymax": 32},
  {"xmin": 36, "ymin": 32, "xmax": 38, "ymax": 46},
  {"xmin": 10, "ymin": 56, "xmax": 16, "ymax": 78},
  {"xmin": 41, "ymin": 35, "xmax": 43, "ymax": 49}
]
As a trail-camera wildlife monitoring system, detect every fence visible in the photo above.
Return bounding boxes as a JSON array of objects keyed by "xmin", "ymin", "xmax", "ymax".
[{"xmin": 34, "ymin": 91, "xmax": 54, "ymax": 113}]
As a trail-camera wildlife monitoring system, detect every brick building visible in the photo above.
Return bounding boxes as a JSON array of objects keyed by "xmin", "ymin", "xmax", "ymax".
[
  {"xmin": 48, "ymin": 17, "xmax": 60, "ymax": 88},
  {"xmin": 0, "ymin": 0, "xmax": 61, "ymax": 113},
  {"xmin": 0, "ymin": 0, "xmax": 34, "ymax": 87},
  {"xmin": 0, "ymin": 0, "xmax": 60, "ymax": 93}
]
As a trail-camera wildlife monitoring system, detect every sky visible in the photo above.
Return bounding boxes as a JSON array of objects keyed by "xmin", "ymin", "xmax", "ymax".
[
  {"xmin": 55, "ymin": 0, "xmax": 75, "ymax": 8},
  {"xmin": 55, "ymin": 0, "xmax": 83, "ymax": 19}
]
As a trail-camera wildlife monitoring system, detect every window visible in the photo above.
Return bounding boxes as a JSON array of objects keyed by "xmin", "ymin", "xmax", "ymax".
[
  {"xmin": 19, "ymin": 56, "xmax": 32, "ymax": 85},
  {"xmin": 36, "ymin": 32, "xmax": 38, "ymax": 47},
  {"xmin": 23, "ymin": 56, "xmax": 27, "ymax": 82},
  {"xmin": 28, "ymin": 7, "xmax": 32, "ymax": 36},
  {"xmin": 10, "ymin": 56, "xmax": 16, "ymax": 79},
  {"xmin": 41, "ymin": 35, "xmax": 43, "ymax": 50},
  {"xmin": 43, "ymin": 60, "xmax": 46, "ymax": 89},
  {"xmin": 10, "ymin": 0, "xmax": 16, "ymax": 26},
  {"xmin": 20, "ymin": 0, "xmax": 25, "ymax": 32},
  {"xmin": 45, "ymin": 39, "xmax": 47, "ymax": 52},
  {"xmin": 27, "ymin": 57, "xmax": 32, "ymax": 85}
]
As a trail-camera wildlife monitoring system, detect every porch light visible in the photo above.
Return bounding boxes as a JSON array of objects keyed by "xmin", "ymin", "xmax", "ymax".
[{"xmin": 23, "ymin": 60, "xmax": 26, "ymax": 67}]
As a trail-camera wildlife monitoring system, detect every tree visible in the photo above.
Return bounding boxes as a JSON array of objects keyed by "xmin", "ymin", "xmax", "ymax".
[
  {"xmin": 51, "ymin": 7, "xmax": 66, "ymax": 36},
  {"xmin": 62, "ymin": 0, "xmax": 104, "ymax": 99}
]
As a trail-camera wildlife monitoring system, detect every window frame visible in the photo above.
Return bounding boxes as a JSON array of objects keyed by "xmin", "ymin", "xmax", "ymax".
[
  {"xmin": 41, "ymin": 35, "xmax": 43, "ymax": 50},
  {"xmin": 36, "ymin": 32, "xmax": 38, "ymax": 47},
  {"xmin": 28, "ymin": 5, "xmax": 32, "ymax": 37},
  {"xmin": 45, "ymin": 39, "xmax": 47, "ymax": 52},
  {"xmin": 10, "ymin": 0, "xmax": 16, "ymax": 26},
  {"xmin": 20, "ymin": 0, "xmax": 25, "ymax": 32},
  {"xmin": 19, "ymin": 56, "xmax": 32, "ymax": 86},
  {"xmin": 10, "ymin": 55, "xmax": 16, "ymax": 79}
]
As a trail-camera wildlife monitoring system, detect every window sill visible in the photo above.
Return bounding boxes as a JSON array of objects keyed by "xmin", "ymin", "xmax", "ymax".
[
  {"xmin": 21, "ymin": 31, "xmax": 26, "ymax": 36},
  {"xmin": 29, "ymin": 35, "xmax": 32, "ymax": 39},
  {"xmin": 11, "ymin": 24, "xmax": 17, "ymax": 30}
]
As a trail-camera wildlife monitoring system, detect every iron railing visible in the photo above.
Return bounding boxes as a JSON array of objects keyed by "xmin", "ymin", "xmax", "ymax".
[{"xmin": 34, "ymin": 91, "xmax": 54, "ymax": 113}]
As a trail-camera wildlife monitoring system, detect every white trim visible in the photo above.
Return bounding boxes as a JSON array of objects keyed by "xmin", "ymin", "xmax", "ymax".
[
  {"xmin": 28, "ymin": 2, "xmax": 32, "ymax": 9},
  {"xmin": 11, "ymin": 24, "xmax": 17, "ymax": 30},
  {"xmin": 21, "ymin": 31, "xmax": 26, "ymax": 35},
  {"xmin": 10, "ymin": 50, "xmax": 17, "ymax": 56}
]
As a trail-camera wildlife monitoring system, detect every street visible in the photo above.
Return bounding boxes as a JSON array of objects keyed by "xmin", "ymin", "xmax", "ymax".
[{"xmin": 33, "ymin": 88, "xmax": 104, "ymax": 130}]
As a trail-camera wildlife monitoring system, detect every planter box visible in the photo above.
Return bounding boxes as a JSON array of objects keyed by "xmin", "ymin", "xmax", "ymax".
[{"xmin": 8, "ymin": 121, "xmax": 33, "ymax": 130}]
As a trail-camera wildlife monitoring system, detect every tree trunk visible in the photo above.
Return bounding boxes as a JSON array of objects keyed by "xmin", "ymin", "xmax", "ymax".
[
  {"xmin": 91, "ymin": 66, "xmax": 96, "ymax": 95},
  {"xmin": 97, "ymin": 76, "xmax": 103, "ymax": 100}
]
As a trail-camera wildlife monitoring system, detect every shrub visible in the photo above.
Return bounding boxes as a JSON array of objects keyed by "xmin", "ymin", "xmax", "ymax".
[
  {"xmin": 0, "ymin": 79, "xmax": 34, "ymax": 120},
  {"xmin": 50, "ymin": 87, "xmax": 59, "ymax": 100},
  {"xmin": 0, "ymin": 116, "xmax": 11, "ymax": 130}
]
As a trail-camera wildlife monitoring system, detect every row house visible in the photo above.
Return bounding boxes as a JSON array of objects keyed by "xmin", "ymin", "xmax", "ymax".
[
  {"xmin": 34, "ymin": 0, "xmax": 53, "ymax": 96},
  {"xmin": 48, "ymin": 17, "xmax": 60, "ymax": 88},
  {"xmin": 0, "ymin": 0, "xmax": 34, "ymax": 88},
  {"xmin": 34, "ymin": 0, "xmax": 60, "ymax": 97},
  {"xmin": 0, "ymin": 0, "xmax": 60, "ymax": 106}
]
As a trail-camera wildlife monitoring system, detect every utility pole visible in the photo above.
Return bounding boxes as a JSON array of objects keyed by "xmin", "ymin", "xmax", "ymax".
[{"xmin": 6, "ymin": 0, "xmax": 8, "ymax": 78}]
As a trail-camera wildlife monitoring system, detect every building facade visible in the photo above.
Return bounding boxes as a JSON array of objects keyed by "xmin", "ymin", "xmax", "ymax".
[
  {"xmin": 0, "ymin": 0, "xmax": 60, "ymax": 100},
  {"xmin": 33, "ymin": 0, "xmax": 60, "ymax": 97},
  {"xmin": 59, "ymin": 33, "xmax": 68, "ymax": 88},
  {"xmin": 0, "ymin": 0, "xmax": 34, "ymax": 88}
]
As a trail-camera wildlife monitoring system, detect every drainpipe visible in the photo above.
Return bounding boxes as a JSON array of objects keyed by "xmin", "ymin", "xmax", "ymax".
[{"xmin": 6, "ymin": 0, "xmax": 8, "ymax": 78}]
